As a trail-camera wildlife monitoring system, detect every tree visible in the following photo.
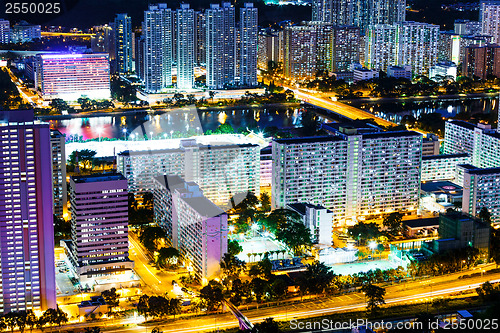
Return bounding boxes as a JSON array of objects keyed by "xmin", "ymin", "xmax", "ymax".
[
  {"xmin": 53, "ymin": 307, "xmax": 68, "ymax": 327},
  {"xmin": 139, "ymin": 226, "xmax": 166, "ymax": 253},
  {"xmin": 220, "ymin": 253, "xmax": 246, "ymax": 279},
  {"xmin": 479, "ymin": 207, "xmax": 492, "ymax": 224},
  {"xmin": 250, "ymin": 317, "xmax": 282, "ymax": 333},
  {"xmin": 248, "ymin": 257, "xmax": 272, "ymax": 280},
  {"xmin": 49, "ymin": 98, "xmax": 69, "ymax": 112},
  {"xmin": 137, "ymin": 294, "xmax": 150, "ymax": 320},
  {"xmin": 101, "ymin": 288, "xmax": 119, "ymax": 314},
  {"xmin": 262, "ymin": 208, "xmax": 301, "ymax": 235},
  {"xmin": 199, "ymin": 280, "xmax": 224, "ymax": 311},
  {"xmin": 151, "ymin": 328, "xmax": 162, "ymax": 333},
  {"xmin": 347, "ymin": 222, "xmax": 382, "ymax": 246},
  {"xmin": 214, "ymin": 123, "xmax": 234, "ymax": 134},
  {"xmin": 15, "ymin": 311, "xmax": 27, "ymax": 333},
  {"xmin": 476, "ymin": 281, "xmax": 500, "ymax": 301},
  {"xmin": 361, "ymin": 284, "xmax": 386, "ymax": 314},
  {"xmin": 169, "ymin": 298, "xmax": 181, "ymax": 319},
  {"xmin": 298, "ymin": 261, "xmax": 334, "ymax": 295},
  {"xmin": 67, "ymin": 149, "xmax": 97, "ymax": 171},
  {"xmin": 260, "ymin": 192, "xmax": 271, "ymax": 212},
  {"xmin": 25, "ymin": 310, "xmax": 37, "ymax": 333},
  {"xmin": 383, "ymin": 212, "xmax": 404, "ymax": 236},
  {"xmin": 142, "ymin": 192, "xmax": 154, "ymax": 208},
  {"xmin": 156, "ymin": 247, "xmax": 180, "ymax": 269},
  {"xmin": 275, "ymin": 219, "xmax": 312, "ymax": 256},
  {"xmin": 228, "ymin": 240, "xmax": 243, "ymax": 256},
  {"xmin": 300, "ymin": 111, "xmax": 319, "ymax": 136},
  {"xmin": 4, "ymin": 312, "xmax": 18, "ymax": 333}
]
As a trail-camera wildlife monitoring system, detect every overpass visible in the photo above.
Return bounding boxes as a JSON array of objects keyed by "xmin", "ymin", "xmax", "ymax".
[{"xmin": 292, "ymin": 88, "xmax": 397, "ymax": 128}]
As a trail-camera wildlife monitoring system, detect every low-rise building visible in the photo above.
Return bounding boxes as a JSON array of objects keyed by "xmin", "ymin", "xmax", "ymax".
[
  {"xmin": 422, "ymin": 133, "xmax": 440, "ymax": 156},
  {"xmin": 353, "ymin": 68, "xmax": 379, "ymax": 82},
  {"xmin": 387, "ymin": 65, "xmax": 412, "ymax": 80},
  {"xmin": 11, "ymin": 21, "xmax": 41, "ymax": 43},
  {"xmin": 429, "ymin": 61, "xmax": 457, "ymax": 81},
  {"xmin": 403, "ymin": 217, "xmax": 439, "ymax": 238},
  {"xmin": 287, "ymin": 203, "xmax": 333, "ymax": 245},
  {"xmin": 420, "ymin": 181, "xmax": 463, "ymax": 213},
  {"xmin": 153, "ymin": 175, "xmax": 228, "ymax": 281}
]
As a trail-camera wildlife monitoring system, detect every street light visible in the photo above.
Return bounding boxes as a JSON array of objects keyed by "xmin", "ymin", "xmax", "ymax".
[
  {"xmin": 170, "ymin": 130, "xmax": 173, "ymax": 139},
  {"xmin": 97, "ymin": 128, "xmax": 103, "ymax": 142},
  {"xmin": 149, "ymin": 131, "xmax": 153, "ymax": 140},
  {"xmin": 122, "ymin": 128, "xmax": 127, "ymax": 140},
  {"xmin": 369, "ymin": 241, "xmax": 377, "ymax": 260}
]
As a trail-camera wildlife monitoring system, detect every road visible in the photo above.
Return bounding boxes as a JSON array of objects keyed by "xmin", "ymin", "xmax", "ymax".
[
  {"xmin": 5, "ymin": 66, "xmax": 45, "ymax": 107},
  {"xmin": 128, "ymin": 234, "xmax": 174, "ymax": 296},
  {"xmin": 49, "ymin": 266, "xmax": 497, "ymax": 333}
]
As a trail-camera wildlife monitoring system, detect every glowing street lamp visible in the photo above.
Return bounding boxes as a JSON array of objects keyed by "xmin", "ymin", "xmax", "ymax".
[
  {"xmin": 97, "ymin": 128, "xmax": 103, "ymax": 142},
  {"xmin": 122, "ymin": 128, "xmax": 127, "ymax": 139},
  {"xmin": 228, "ymin": 225, "xmax": 235, "ymax": 233},
  {"xmin": 369, "ymin": 241, "xmax": 377, "ymax": 260},
  {"xmin": 170, "ymin": 130, "xmax": 173, "ymax": 139},
  {"xmin": 149, "ymin": 131, "xmax": 153, "ymax": 140}
]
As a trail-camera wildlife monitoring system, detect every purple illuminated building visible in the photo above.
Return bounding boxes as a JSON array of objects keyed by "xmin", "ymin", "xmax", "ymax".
[{"xmin": 0, "ymin": 110, "xmax": 56, "ymax": 313}]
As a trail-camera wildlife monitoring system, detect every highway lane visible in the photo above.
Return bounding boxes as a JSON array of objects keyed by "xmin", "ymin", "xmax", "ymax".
[{"xmin": 95, "ymin": 269, "xmax": 500, "ymax": 333}]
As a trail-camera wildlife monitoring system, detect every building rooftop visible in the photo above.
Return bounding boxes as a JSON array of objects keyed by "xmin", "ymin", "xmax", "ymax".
[
  {"xmin": 362, "ymin": 130, "xmax": 422, "ymax": 139},
  {"xmin": 404, "ymin": 217, "xmax": 440, "ymax": 229},
  {"xmin": 421, "ymin": 180, "xmax": 463, "ymax": 193},
  {"xmin": 485, "ymin": 131, "xmax": 500, "ymax": 140},
  {"xmin": 287, "ymin": 202, "xmax": 332, "ymax": 215},
  {"xmin": 183, "ymin": 196, "xmax": 225, "ymax": 218},
  {"xmin": 273, "ymin": 136, "xmax": 344, "ymax": 145},
  {"xmin": 422, "ymin": 153, "xmax": 469, "ymax": 161},
  {"xmin": 71, "ymin": 173, "xmax": 126, "ymax": 183},
  {"xmin": 448, "ymin": 120, "xmax": 477, "ymax": 131}
]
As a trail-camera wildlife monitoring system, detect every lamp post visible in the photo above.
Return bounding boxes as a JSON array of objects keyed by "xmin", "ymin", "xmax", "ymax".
[
  {"xmin": 149, "ymin": 131, "xmax": 153, "ymax": 140},
  {"xmin": 122, "ymin": 128, "xmax": 127, "ymax": 140},
  {"xmin": 369, "ymin": 241, "xmax": 377, "ymax": 260},
  {"xmin": 170, "ymin": 130, "xmax": 173, "ymax": 139},
  {"xmin": 97, "ymin": 128, "xmax": 103, "ymax": 142}
]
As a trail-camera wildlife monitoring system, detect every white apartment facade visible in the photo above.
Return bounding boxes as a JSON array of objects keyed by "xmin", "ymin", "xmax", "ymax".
[
  {"xmin": 117, "ymin": 139, "xmax": 260, "ymax": 206},
  {"xmin": 480, "ymin": 0, "xmax": 500, "ymax": 44},
  {"xmin": 272, "ymin": 130, "xmax": 422, "ymax": 226},
  {"xmin": 239, "ymin": 3, "xmax": 258, "ymax": 86},
  {"xmin": 421, "ymin": 153, "xmax": 471, "ymax": 182},
  {"xmin": 177, "ymin": 4, "xmax": 195, "ymax": 90}
]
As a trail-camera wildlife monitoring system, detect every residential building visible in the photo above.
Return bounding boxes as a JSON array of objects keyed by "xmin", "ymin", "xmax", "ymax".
[
  {"xmin": 461, "ymin": 165, "xmax": 500, "ymax": 225},
  {"xmin": 239, "ymin": 3, "xmax": 258, "ymax": 86},
  {"xmin": 153, "ymin": 175, "xmax": 228, "ymax": 281},
  {"xmin": 454, "ymin": 19, "xmax": 482, "ymax": 36},
  {"xmin": 288, "ymin": 203, "xmax": 334, "ymax": 245},
  {"xmin": 283, "ymin": 23, "xmax": 332, "ymax": 79},
  {"xmin": 429, "ymin": 61, "xmax": 458, "ymax": 81},
  {"xmin": 422, "ymin": 133, "xmax": 440, "ymax": 156},
  {"xmin": 395, "ymin": 22, "xmax": 439, "ymax": 76},
  {"xmin": 272, "ymin": 127, "xmax": 422, "ymax": 226},
  {"xmin": 260, "ymin": 145, "xmax": 272, "ymax": 187},
  {"xmin": 0, "ymin": 110, "xmax": 56, "ymax": 313},
  {"xmin": 206, "ymin": 2, "xmax": 236, "ymax": 89},
  {"xmin": 35, "ymin": 53, "xmax": 111, "ymax": 101},
  {"xmin": 50, "ymin": 130, "xmax": 67, "ymax": 218},
  {"xmin": 353, "ymin": 68, "xmax": 379, "ymax": 81},
  {"xmin": 387, "ymin": 65, "xmax": 412, "ymax": 80},
  {"xmin": 420, "ymin": 180, "xmax": 463, "ymax": 212},
  {"xmin": 331, "ymin": 26, "xmax": 361, "ymax": 72},
  {"xmin": 0, "ymin": 19, "xmax": 10, "ymax": 43},
  {"xmin": 91, "ymin": 25, "xmax": 115, "ymax": 69},
  {"xmin": 114, "ymin": 14, "xmax": 133, "ymax": 74},
  {"xmin": 444, "ymin": 120, "xmax": 500, "ymax": 168},
  {"xmin": 10, "ymin": 21, "xmax": 41, "ymax": 43},
  {"xmin": 438, "ymin": 32, "xmax": 460, "ymax": 64},
  {"xmin": 365, "ymin": 24, "xmax": 397, "ymax": 72},
  {"xmin": 462, "ymin": 44, "xmax": 500, "ymax": 80},
  {"xmin": 67, "ymin": 174, "xmax": 134, "ymax": 286},
  {"xmin": 177, "ymin": 4, "xmax": 195, "ymax": 90},
  {"xmin": 117, "ymin": 138, "xmax": 260, "ymax": 206},
  {"xmin": 135, "ymin": 34, "xmax": 145, "ymax": 81},
  {"xmin": 480, "ymin": 0, "xmax": 500, "ymax": 44},
  {"xmin": 421, "ymin": 154, "xmax": 471, "ymax": 182},
  {"xmin": 143, "ymin": 4, "xmax": 172, "ymax": 92},
  {"xmin": 258, "ymin": 31, "xmax": 280, "ymax": 70},
  {"xmin": 195, "ymin": 11, "xmax": 206, "ymax": 66}
]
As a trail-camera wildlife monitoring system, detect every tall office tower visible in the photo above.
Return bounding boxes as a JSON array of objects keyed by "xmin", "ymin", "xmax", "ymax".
[
  {"xmin": 239, "ymin": 3, "xmax": 258, "ymax": 87},
  {"xmin": 143, "ymin": 4, "xmax": 172, "ymax": 93},
  {"xmin": 462, "ymin": 44, "xmax": 500, "ymax": 80},
  {"xmin": 365, "ymin": 24, "xmax": 397, "ymax": 71},
  {"xmin": 257, "ymin": 31, "xmax": 280, "ymax": 70},
  {"xmin": 444, "ymin": 120, "xmax": 500, "ymax": 168},
  {"xmin": 195, "ymin": 11, "xmax": 206, "ymax": 65},
  {"xmin": 0, "ymin": 110, "xmax": 56, "ymax": 313},
  {"xmin": 176, "ymin": 4, "xmax": 195, "ymax": 90},
  {"xmin": 117, "ymin": 138, "xmax": 260, "ymax": 206},
  {"xmin": 50, "ymin": 130, "xmax": 67, "ymax": 218},
  {"xmin": 114, "ymin": 14, "xmax": 133, "ymax": 74},
  {"xmin": 0, "ymin": 19, "xmax": 10, "ymax": 44},
  {"xmin": 272, "ymin": 127, "xmax": 422, "ymax": 226},
  {"xmin": 455, "ymin": 19, "xmax": 482, "ymax": 36},
  {"xmin": 460, "ymin": 165, "xmax": 500, "ymax": 225},
  {"xmin": 153, "ymin": 176, "xmax": 228, "ymax": 281},
  {"xmin": 67, "ymin": 174, "xmax": 133, "ymax": 286},
  {"xmin": 480, "ymin": 1, "xmax": 500, "ymax": 44},
  {"xmin": 395, "ymin": 22, "xmax": 439, "ymax": 76},
  {"xmin": 35, "ymin": 53, "xmax": 111, "ymax": 101},
  {"xmin": 206, "ymin": 3, "xmax": 236, "ymax": 89},
  {"xmin": 135, "ymin": 34, "xmax": 145, "ymax": 81},
  {"xmin": 332, "ymin": 26, "xmax": 361, "ymax": 72},
  {"xmin": 283, "ymin": 22, "xmax": 333, "ymax": 79}
]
